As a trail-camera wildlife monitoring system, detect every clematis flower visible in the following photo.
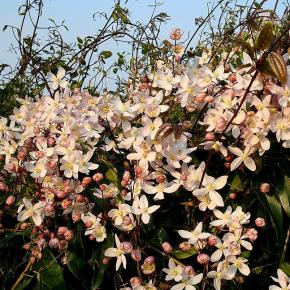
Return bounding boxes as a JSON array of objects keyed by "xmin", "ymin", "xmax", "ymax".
[
  {"xmin": 178, "ymin": 222, "xmax": 211, "ymax": 245},
  {"xmin": 17, "ymin": 197, "xmax": 46, "ymax": 226},
  {"xmin": 269, "ymin": 269, "xmax": 290, "ymax": 290},
  {"xmin": 170, "ymin": 272, "xmax": 203, "ymax": 290},
  {"xmin": 228, "ymin": 146, "xmax": 256, "ymax": 171},
  {"xmin": 226, "ymin": 256, "xmax": 250, "ymax": 276},
  {"xmin": 104, "ymin": 234, "xmax": 127, "ymax": 271},
  {"xmin": 131, "ymin": 195, "xmax": 160, "ymax": 224},
  {"xmin": 163, "ymin": 259, "xmax": 184, "ymax": 282},
  {"xmin": 47, "ymin": 67, "xmax": 68, "ymax": 90}
]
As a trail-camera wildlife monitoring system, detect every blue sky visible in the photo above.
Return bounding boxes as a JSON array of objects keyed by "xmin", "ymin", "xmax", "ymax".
[{"xmin": 0, "ymin": 0, "xmax": 286, "ymax": 66}]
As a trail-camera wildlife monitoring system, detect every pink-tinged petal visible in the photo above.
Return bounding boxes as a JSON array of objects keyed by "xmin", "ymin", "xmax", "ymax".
[
  {"xmin": 17, "ymin": 210, "xmax": 30, "ymax": 222},
  {"xmin": 244, "ymin": 157, "xmax": 256, "ymax": 171},
  {"xmin": 164, "ymin": 182, "xmax": 180, "ymax": 193},
  {"xmin": 228, "ymin": 146, "xmax": 243, "ymax": 156},
  {"xmin": 209, "ymin": 191, "xmax": 224, "ymax": 207},
  {"xmin": 239, "ymin": 263, "xmax": 250, "ymax": 276},
  {"xmin": 230, "ymin": 157, "xmax": 242, "ymax": 171},
  {"xmin": 141, "ymin": 213, "xmax": 150, "ymax": 224},
  {"xmin": 22, "ymin": 197, "xmax": 32, "ymax": 210},
  {"xmin": 148, "ymin": 205, "xmax": 160, "ymax": 214},
  {"xmin": 213, "ymin": 176, "xmax": 228, "ymax": 190},
  {"xmin": 32, "ymin": 213, "xmax": 43, "ymax": 226},
  {"xmin": 178, "ymin": 230, "xmax": 193, "ymax": 239},
  {"xmin": 240, "ymin": 240, "xmax": 253, "ymax": 251},
  {"xmin": 57, "ymin": 67, "xmax": 66, "ymax": 79},
  {"xmin": 190, "ymin": 273, "xmax": 203, "ymax": 285},
  {"xmin": 104, "ymin": 247, "xmax": 118, "ymax": 257},
  {"xmin": 210, "ymin": 249, "xmax": 222, "ymax": 262}
]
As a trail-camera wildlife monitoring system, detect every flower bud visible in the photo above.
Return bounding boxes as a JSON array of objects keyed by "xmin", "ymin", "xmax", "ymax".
[
  {"xmin": 102, "ymin": 257, "xmax": 110, "ymax": 264},
  {"xmin": 216, "ymin": 117, "xmax": 227, "ymax": 132},
  {"xmin": 49, "ymin": 237, "xmax": 60, "ymax": 249},
  {"xmin": 255, "ymin": 218, "xmax": 266, "ymax": 228},
  {"xmin": 121, "ymin": 179, "xmax": 128, "ymax": 187},
  {"xmin": 82, "ymin": 177, "xmax": 92, "ymax": 187},
  {"xmin": 47, "ymin": 137, "xmax": 55, "ymax": 147},
  {"xmin": 197, "ymin": 253, "xmax": 210, "ymax": 264},
  {"xmin": 179, "ymin": 242, "xmax": 191, "ymax": 251},
  {"xmin": 131, "ymin": 249, "xmax": 142, "ymax": 261},
  {"xmin": 170, "ymin": 28, "xmax": 182, "ymax": 40},
  {"xmin": 64, "ymin": 230, "xmax": 74, "ymax": 241},
  {"xmin": 260, "ymin": 183, "xmax": 270, "ymax": 193},
  {"xmin": 156, "ymin": 175, "xmax": 166, "ymax": 184},
  {"xmin": 92, "ymin": 173, "xmax": 104, "ymax": 182},
  {"xmin": 208, "ymin": 236, "xmax": 218, "ymax": 246},
  {"xmin": 130, "ymin": 276, "xmax": 142, "ymax": 287},
  {"xmin": 57, "ymin": 226, "xmax": 68, "ymax": 239},
  {"xmin": 229, "ymin": 192, "xmax": 237, "ymax": 200},
  {"xmin": 20, "ymin": 223, "xmax": 30, "ymax": 230},
  {"xmin": 121, "ymin": 242, "xmax": 133, "ymax": 254},
  {"xmin": 144, "ymin": 256, "xmax": 155, "ymax": 264},
  {"xmin": 184, "ymin": 265, "xmax": 195, "ymax": 277},
  {"xmin": 59, "ymin": 239, "xmax": 68, "ymax": 251},
  {"xmin": 123, "ymin": 171, "xmax": 131, "ymax": 181},
  {"xmin": 6, "ymin": 195, "xmax": 15, "ymax": 205},
  {"xmin": 72, "ymin": 213, "xmax": 81, "ymax": 223},
  {"xmin": 246, "ymin": 228, "xmax": 258, "ymax": 242},
  {"xmin": 161, "ymin": 242, "xmax": 172, "ymax": 253},
  {"xmin": 23, "ymin": 243, "xmax": 31, "ymax": 250},
  {"xmin": 76, "ymin": 194, "xmax": 85, "ymax": 203}
]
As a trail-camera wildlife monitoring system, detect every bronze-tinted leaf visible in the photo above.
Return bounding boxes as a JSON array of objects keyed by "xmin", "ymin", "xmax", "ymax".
[
  {"xmin": 257, "ymin": 21, "xmax": 274, "ymax": 51},
  {"xmin": 268, "ymin": 52, "xmax": 288, "ymax": 84}
]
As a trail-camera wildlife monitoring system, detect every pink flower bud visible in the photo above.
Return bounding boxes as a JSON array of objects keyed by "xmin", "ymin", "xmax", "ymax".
[
  {"xmin": 181, "ymin": 173, "xmax": 188, "ymax": 181},
  {"xmin": 131, "ymin": 249, "xmax": 142, "ymax": 261},
  {"xmin": 0, "ymin": 182, "xmax": 8, "ymax": 191},
  {"xmin": 121, "ymin": 179, "xmax": 128, "ymax": 187},
  {"xmin": 57, "ymin": 227, "xmax": 68, "ymax": 239},
  {"xmin": 170, "ymin": 28, "xmax": 182, "ymax": 40},
  {"xmin": 197, "ymin": 253, "xmax": 210, "ymax": 264},
  {"xmin": 179, "ymin": 242, "xmax": 191, "ymax": 251},
  {"xmin": 255, "ymin": 218, "xmax": 266, "ymax": 227},
  {"xmin": 102, "ymin": 257, "xmax": 110, "ymax": 264},
  {"xmin": 224, "ymin": 162, "xmax": 231, "ymax": 169},
  {"xmin": 85, "ymin": 221, "xmax": 93, "ymax": 228},
  {"xmin": 121, "ymin": 189, "xmax": 128, "ymax": 197},
  {"xmin": 82, "ymin": 177, "xmax": 92, "ymax": 187},
  {"xmin": 260, "ymin": 183, "xmax": 270, "ymax": 193},
  {"xmin": 72, "ymin": 213, "xmax": 81, "ymax": 223},
  {"xmin": 64, "ymin": 230, "xmax": 74, "ymax": 241},
  {"xmin": 76, "ymin": 195, "xmax": 85, "ymax": 203},
  {"xmin": 161, "ymin": 242, "xmax": 172, "ymax": 253},
  {"xmin": 7, "ymin": 163, "xmax": 16, "ymax": 172},
  {"xmin": 23, "ymin": 243, "xmax": 31, "ymax": 250},
  {"xmin": 6, "ymin": 195, "xmax": 15, "ymax": 205},
  {"xmin": 195, "ymin": 93, "xmax": 206, "ymax": 103},
  {"xmin": 49, "ymin": 237, "xmax": 60, "ymax": 249},
  {"xmin": 56, "ymin": 190, "xmax": 67, "ymax": 199},
  {"xmin": 184, "ymin": 266, "xmax": 195, "ymax": 277},
  {"xmin": 246, "ymin": 228, "xmax": 258, "ymax": 242},
  {"xmin": 208, "ymin": 236, "xmax": 218, "ymax": 246},
  {"xmin": 135, "ymin": 166, "xmax": 142, "ymax": 176},
  {"xmin": 130, "ymin": 276, "xmax": 142, "ymax": 287},
  {"xmin": 20, "ymin": 223, "xmax": 30, "ymax": 230},
  {"xmin": 33, "ymin": 127, "xmax": 41, "ymax": 134},
  {"xmin": 47, "ymin": 137, "xmax": 55, "ymax": 147},
  {"xmin": 229, "ymin": 192, "xmax": 237, "ymax": 200},
  {"xmin": 156, "ymin": 175, "xmax": 166, "ymax": 184},
  {"xmin": 92, "ymin": 173, "xmax": 104, "ymax": 182},
  {"xmin": 47, "ymin": 160, "xmax": 57, "ymax": 170},
  {"xmin": 121, "ymin": 242, "xmax": 133, "ymax": 254},
  {"xmin": 144, "ymin": 256, "xmax": 155, "ymax": 264},
  {"xmin": 186, "ymin": 104, "xmax": 196, "ymax": 112}
]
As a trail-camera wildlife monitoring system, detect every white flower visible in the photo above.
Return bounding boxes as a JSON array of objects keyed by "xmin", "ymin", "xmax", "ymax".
[
  {"xmin": 131, "ymin": 195, "xmax": 160, "ymax": 224},
  {"xmin": 25, "ymin": 160, "xmax": 47, "ymax": 179},
  {"xmin": 270, "ymin": 269, "xmax": 290, "ymax": 290},
  {"xmin": 226, "ymin": 256, "xmax": 250, "ymax": 276},
  {"xmin": 104, "ymin": 234, "xmax": 127, "ymax": 271},
  {"xmin": 108, "ymin": 203, "xmax": 131, "ymax": 226},
  {"xmin": 193, "ymin": 175, "xmax": 228, "ymax": 209},
  {"xmin": 17, "ymin": 198, "xmax": 46, "ymax": 226},
  {"xmin": 170, "ymin": 273, "xmax": 203, "ymax": 290},
  {"xmin": 163, "ymin": 259, "xmax": 184, "ymax": 282},
  {"xmin": 178, "ymin": 222, "xmax": 211, "ymax": 245},
  {"xmin": 207, "ymin": 261, "xmax": 235, "ymax": 290},
  {"xmin": 228, "ymin": 146, "xmax": 256, "ymax": 171},
  {"xmin": 47, "ymin": 67, "xmax": 68, "ymax": 90}
]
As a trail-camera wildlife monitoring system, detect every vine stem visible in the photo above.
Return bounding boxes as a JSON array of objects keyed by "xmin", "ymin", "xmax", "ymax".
[{"xmin": 11, "ymin": 260, "xmax": 32, "ymax": 290}]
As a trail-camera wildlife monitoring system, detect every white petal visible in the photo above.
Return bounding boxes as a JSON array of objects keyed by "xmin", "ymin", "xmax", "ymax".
[{"xmin": 244, "ymin": 157, "xmax": 256, "ymax": 171}]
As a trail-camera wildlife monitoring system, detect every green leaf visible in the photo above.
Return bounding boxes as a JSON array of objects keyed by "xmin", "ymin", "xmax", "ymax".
[
  {"xmin": 105, "ymin": 167, "xmax": 119, "ymax": 187},
  {"xmin": 266, "ymin": 194, "xmax": 284, "ymax": 242},
  {"xmin": 14, "ymin": 276, "xmax": 33, "ymax": 290},
  {"xmin": 276, "ymin": 174, "xmax": 290, "ymax": 217},
  {"xmin": 100, "ymin": 51, "xmax": 113, "ymax": 59},
  {"xmin": 171, "ymin": 247, "xmax": 196, "ymax": 259},
  {"xmin": 280, "ymin": 262, "xmax": 290, "ymax": 276},
  {"xmin": 35, "ymin": 250, "xmax": 66, "ymax": 290},
  {"xmin": 67, "ymin": 252, "xmax": 87, "ymax": 282}
]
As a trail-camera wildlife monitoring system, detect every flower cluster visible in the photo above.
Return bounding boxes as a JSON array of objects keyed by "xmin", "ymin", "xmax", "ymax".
[{"xmin": 0, "ymin": 23, "xmax": 289, "ymax": 289}]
